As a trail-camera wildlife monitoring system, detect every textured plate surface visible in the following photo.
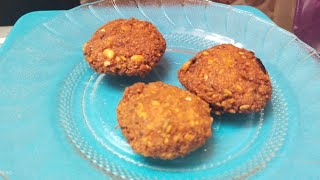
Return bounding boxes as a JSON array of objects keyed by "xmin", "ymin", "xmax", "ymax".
[{"xmin": 1, "ymin": 0, "xmax": 320, "ymax": 179}]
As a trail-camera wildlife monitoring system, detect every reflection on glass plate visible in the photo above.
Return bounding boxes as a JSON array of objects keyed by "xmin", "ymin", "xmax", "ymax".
[{"xmin": 1, "ymin": 0, "xmax": 320, "ymax": 179}]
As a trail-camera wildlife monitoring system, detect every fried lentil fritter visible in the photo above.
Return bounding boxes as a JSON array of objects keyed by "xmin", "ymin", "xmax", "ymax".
[
  {"xmin": 117, "ymin": 82, "xmax": 213, "ymax": 159},
  {"xmin": 178, "ymin": 44, "xmax": 272, "ymax": 115},
  {"xmin": 83, "ymin": 18, "xmax": 166, "ymax": 77}
]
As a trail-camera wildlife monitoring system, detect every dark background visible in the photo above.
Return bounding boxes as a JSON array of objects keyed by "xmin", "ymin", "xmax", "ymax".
[{"xmin": 0, "ymin": 0, "xmax": 80, "ymax": 25}]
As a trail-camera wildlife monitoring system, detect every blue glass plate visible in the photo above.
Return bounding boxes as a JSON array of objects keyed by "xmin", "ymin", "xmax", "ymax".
[{"xmin": 1, "ymin": 0, "xmax": 320, "ymax": 179}]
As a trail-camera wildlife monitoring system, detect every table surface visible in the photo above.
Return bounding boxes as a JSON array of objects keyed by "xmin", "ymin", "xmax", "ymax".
[{"xmin": 0, "ymin": 26, "xmax": 11, "ymax": 46}]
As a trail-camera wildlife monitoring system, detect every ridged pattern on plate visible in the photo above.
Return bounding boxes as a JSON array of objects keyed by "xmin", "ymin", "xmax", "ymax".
[
  {"xmin": 58, "ymin": 62, "xmax": 143, "ymax": 179},
  {"xmin": 217, "ymin": 80, "xmax": 289, "ymax": 179}
]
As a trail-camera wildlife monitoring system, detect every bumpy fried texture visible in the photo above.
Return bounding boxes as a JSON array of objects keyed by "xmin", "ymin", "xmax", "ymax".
[
  {"xmin": 178, "ymin": 44, "xmax": 272, "ymax": 115},
  {"xmin": 83, "ymin": 18, "xmax": 166, "ymax": 77},
  {"xmin": 117, "ymin": 82, "xmax": 213, "ymax": 159}
]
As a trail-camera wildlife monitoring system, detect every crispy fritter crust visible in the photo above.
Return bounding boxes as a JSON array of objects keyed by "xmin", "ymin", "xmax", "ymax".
[
  {"xmin": 117, "ymin": 82, "xmax": 213, "ymax": 159},
  {"xmin": 83, "ymin": 18, "xmax": 166, "ymax": 77},
  {"xmin": 178, "ymin": 44, "xmax": 272, "ymax": 115}
]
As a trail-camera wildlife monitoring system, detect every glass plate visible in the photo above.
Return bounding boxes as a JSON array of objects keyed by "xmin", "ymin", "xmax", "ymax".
[{"xmin": 1, "ymin": 0, "xmax": 320, "ymax": 179}]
